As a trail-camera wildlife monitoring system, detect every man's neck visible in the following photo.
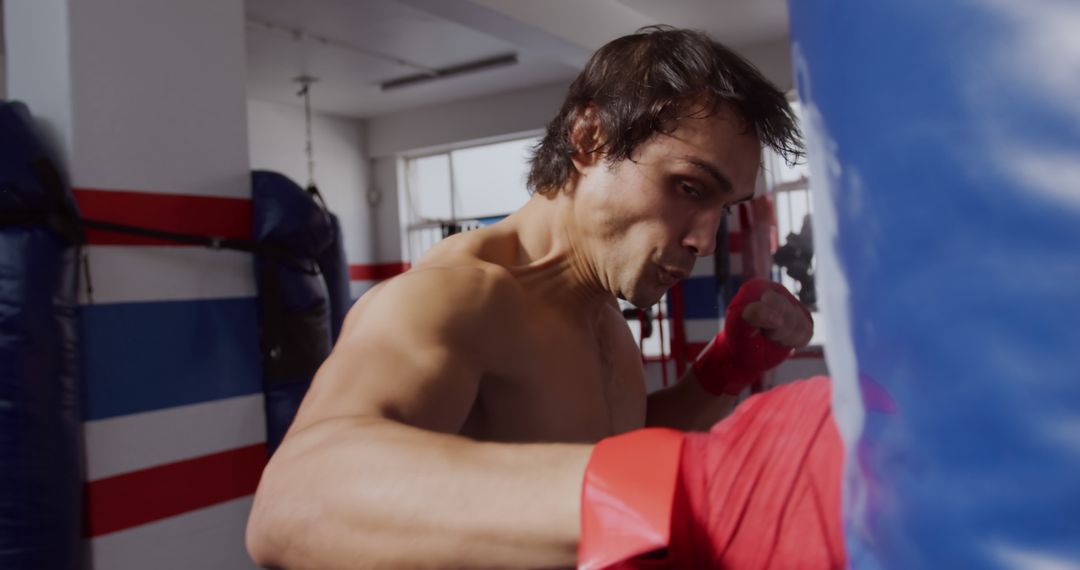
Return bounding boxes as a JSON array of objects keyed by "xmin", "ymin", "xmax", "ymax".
[{"xmin": 504, "ymin": 192, "xmax": 612, "ymax": 314}]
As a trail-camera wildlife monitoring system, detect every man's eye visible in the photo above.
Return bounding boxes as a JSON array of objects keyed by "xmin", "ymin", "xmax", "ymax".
[
  {"xmin": 723, "ymin": 205, "xmax": 733, "ymax": 215},
  {"xmin": 680, "ymin": 182, "xmax": 702, "ymax": 199}
]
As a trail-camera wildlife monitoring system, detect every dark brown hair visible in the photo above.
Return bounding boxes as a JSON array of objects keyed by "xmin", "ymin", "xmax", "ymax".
[{"xmin": 527, "ymin": 26, "xmax": 802, "ymax": 194}]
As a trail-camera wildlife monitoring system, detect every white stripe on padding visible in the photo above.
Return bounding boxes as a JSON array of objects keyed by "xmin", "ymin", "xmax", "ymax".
[
  {"xmin": 79, "ymin": 246, "xmax": 257, "ymax": 305},
  {"xmin": 684, "ymin": 318, "xmax": 720, "ymax": 343},
  {"xmin": 84, "ymin": 394, "xmax": 266, "ymax": 481},
  {"xmin": 89, "ymin": 496, "xmax": 258, "ymax": 570}
]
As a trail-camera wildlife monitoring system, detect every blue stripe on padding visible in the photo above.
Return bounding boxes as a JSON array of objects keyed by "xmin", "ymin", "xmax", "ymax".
[
  {"xmin": 677, "ymin": 276, "xmax": 722, "ymax": 320},
  {"xmin": 80, "ymin": 298, "xmax": 263, "ymax": 421}
]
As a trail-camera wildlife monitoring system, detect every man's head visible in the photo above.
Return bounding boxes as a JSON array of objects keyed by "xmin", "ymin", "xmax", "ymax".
[
  {"xmin": 527, "ymin": 26, "xmax": 802, "ymax": 307},
  {"xmin": 528, "ymin": 26, "xmax": 802, "ymax": 196}
]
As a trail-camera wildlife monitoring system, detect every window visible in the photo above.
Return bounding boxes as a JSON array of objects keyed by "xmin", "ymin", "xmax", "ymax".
[
  {"xmin": 763, "ymin": 100, "xmax": 824, "ymax": 346},
  {"xmin": 401, "ymin": 134, "xmax": 539, "ymax": 262}
]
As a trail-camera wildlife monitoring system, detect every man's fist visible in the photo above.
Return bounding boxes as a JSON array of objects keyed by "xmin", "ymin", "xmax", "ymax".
[
  {"xmin": 692, "ymin": 278, "xmax": 813, "ymax": 396},
  {"xmin": 737, "ymin": 278, "xmax": 814, "ymax": 348}
]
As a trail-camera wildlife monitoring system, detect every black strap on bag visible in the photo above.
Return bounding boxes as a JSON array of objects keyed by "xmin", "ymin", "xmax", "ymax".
[{"xmin": 1, "ymin": 156, "xmax": 321, "ymax": 303}]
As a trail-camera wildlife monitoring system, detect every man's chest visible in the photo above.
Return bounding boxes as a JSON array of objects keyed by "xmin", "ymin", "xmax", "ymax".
[{"xmin": 463, "ymin": 309, "xmax": 647, "ymax": 442}]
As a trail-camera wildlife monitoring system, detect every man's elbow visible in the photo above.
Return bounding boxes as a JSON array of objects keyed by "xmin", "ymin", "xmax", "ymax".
[{"xmin": 245, "ymin": 489, "xmax": 290, "ymax": 569}]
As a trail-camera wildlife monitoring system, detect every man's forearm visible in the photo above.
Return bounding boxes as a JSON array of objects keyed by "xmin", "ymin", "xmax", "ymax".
[
  {"xmin": 649, "ymin": 277, "xmax": 810, "ymax": 431},
  {"xmin": 645, "ymin": 369, "xmax": 739, "ymax": 431},
  {"xmin": 246, "ymin": 417, "xmax": 592, "ymax": 569}
]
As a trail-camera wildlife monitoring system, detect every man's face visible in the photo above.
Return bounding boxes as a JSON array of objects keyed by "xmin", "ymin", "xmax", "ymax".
[{"xmin": 574, "ymin": 107, "xmax": 761, "ymax": 307}]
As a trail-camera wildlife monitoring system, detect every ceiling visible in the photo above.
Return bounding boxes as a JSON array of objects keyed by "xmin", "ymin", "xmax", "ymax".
[{"xmin": 244, "ymin": 0, "xmax": 792, "ymax": 119}]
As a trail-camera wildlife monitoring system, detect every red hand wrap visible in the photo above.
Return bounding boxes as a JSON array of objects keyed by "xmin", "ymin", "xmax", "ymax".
[{"xmin": 692, "ymin": 278, "xmax": 805, "ymax": 395}]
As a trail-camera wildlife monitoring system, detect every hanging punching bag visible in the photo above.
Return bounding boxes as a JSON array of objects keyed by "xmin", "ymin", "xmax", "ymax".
[
  {"xmin": 252, "ymin": 170, "xmax": 334, "ymax": 454},
  {"xmin": 0, "ymin": 101, "xmax": 84, "ymax": 570},
  {"xmin": 314, "ymin": 210, "xmax": 350, "ymax": 344},
  {"xmin": 789, "ymin": 2, "xmax": 1080, "ymax": 567}
]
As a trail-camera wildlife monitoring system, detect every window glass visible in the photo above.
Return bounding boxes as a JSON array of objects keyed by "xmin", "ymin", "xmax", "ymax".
[
  {"xmin": 451, "ymin": 137, "xmax": 536, "ymax": 219},
  {"xmin": 406, "ymin": 153, "xmax": 452, "ymax": 220},
  {"xmin": 402, "ymin": 134, "xmax": 540, "ymax": 262},
  {"xmin": 767, "ymin": 101, "xmax": 810, "ymax": 185}
]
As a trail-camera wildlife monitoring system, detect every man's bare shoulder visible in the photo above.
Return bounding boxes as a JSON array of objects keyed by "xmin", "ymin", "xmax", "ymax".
[{"xmin": 340, "ymin": 255, "xmax": 524, "ymax": 344}]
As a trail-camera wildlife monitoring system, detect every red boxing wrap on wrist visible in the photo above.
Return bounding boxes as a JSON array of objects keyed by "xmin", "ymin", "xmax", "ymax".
[{"xmin": 692, "ymin": 278, "xmax": 805, "ymax": 395}]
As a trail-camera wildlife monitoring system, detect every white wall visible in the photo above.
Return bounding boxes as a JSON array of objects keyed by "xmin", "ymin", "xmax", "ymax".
[
  {"xmin": 371, "ymin": 156, "xmax": 405, "ymax": 263},
  {"xmin": 740, "ymin": 37, "xmax": 795, "ymax": 93},
  {"xmin": 366, "ymin": 81, "xmax": 566, "ymax": 159},
  {"xmin": 5, "ymin": 0, "xmax": 76, "ymax": 167},
  {"xmin": 247, "ymin": 98, "xmax": 374, "ymax": 265},
  {"xmin": 0, "ymin": 0, "xmax": 6, "ymax": 101}
]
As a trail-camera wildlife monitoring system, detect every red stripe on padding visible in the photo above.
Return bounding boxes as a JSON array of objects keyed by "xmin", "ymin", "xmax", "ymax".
[
  {"xmin": 349, "ymin": 262, "xmax": 410, "ymax": 281},
  {"xmin": 84, "ymin": 443, "xmax": 267, "ymax": 537},
  {"xmin": 74, "ymin": 188, "xmax": 252, "ymax": 246},
  {"xmin": 727, "ymin": 231, "xmax": 742, "ymax": 253}
]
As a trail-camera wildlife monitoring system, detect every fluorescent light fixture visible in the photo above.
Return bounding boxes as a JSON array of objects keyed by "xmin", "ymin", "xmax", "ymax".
[{"xmin": 380, "ymin": 53, "xmax": 518, "ymax": 91}]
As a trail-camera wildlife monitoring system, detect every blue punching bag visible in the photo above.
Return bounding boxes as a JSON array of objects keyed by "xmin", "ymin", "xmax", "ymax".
[
  {"xmin": 252, "ymin": 171, "xmax": 335, "ymax": 453},
  {"xmin": 0, "ymin": 101, "xmax": 83, "ymax": 569},
  {"xmin": 316, "ymin": 213, "xmax": 351, "ymax": 343},
  {"xmin": 789, "ymin": 2, "xmax": 1080, "ymax": 568}
]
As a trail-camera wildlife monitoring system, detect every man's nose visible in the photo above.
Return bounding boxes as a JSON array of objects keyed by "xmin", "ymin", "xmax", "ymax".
[{"xmin": 682, "ymin": 212, "xmax": 722, "ymax": 257}]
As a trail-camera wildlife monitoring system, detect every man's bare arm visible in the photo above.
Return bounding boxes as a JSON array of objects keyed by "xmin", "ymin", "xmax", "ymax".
[
  {"xmin": 248, "ymin": 417, "xmax": 590, "ymax": 569},
  {"xmin": 646, "ymin": 281, "xmax": 813, "ymax": 431},
  {"xmin": 645, "ymin": 369, "xmax": 739, "ymax": 431},
  {"xmin": 245, "ymin": 267, "xmax": 592, "ymax": 569}
]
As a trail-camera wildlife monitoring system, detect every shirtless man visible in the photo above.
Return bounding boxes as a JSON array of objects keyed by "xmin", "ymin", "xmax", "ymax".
[{"xmin": 246, "ymin": 27, "xmax": 825, "ymax": 569}]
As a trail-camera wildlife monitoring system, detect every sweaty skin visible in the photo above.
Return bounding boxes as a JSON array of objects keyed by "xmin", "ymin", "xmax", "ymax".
[{"xmin": 245, "ymin": 107, "xmax": 811, "ymax": 569}]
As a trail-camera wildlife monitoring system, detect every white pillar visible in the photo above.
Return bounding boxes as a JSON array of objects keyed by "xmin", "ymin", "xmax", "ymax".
[{"xmin": 6, "ymin": 1, "xmax": 263, "ymax": 568}]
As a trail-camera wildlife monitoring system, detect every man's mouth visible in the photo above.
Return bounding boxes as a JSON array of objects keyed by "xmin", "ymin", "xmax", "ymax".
[{"xmin": 657, "ymin": 266, "xmax": 689, "ymax": 286}]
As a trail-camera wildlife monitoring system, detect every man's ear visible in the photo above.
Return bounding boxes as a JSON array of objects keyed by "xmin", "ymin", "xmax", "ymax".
[{"xmin": 569, "ymin": 105, "xmax": 604, "ymax": 172}]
